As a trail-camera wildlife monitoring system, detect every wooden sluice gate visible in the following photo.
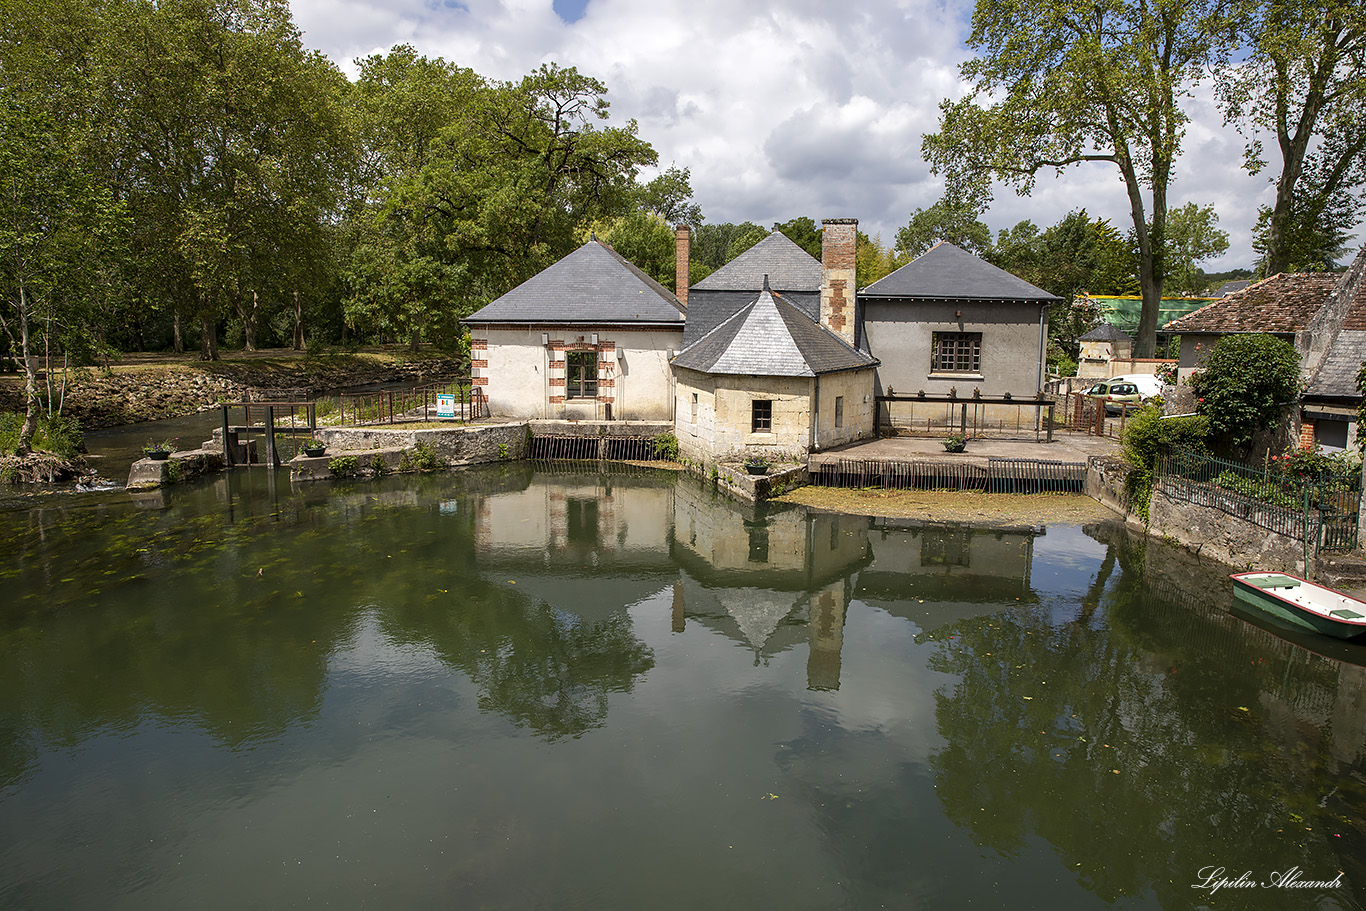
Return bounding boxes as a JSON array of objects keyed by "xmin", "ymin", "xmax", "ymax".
[
  {"xmin": 219, "ymin": 401, "xmax": 317, "ymax": 468},
  {"xmin": 809, "ymin": 456, "xmax": 1086, "ymax": 494}
]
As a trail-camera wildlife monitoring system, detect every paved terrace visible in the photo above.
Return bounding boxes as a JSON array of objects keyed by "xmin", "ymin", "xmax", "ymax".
[{"xmin": 809, "ymin": 431, "xmax": 1122, "ymax": 468}]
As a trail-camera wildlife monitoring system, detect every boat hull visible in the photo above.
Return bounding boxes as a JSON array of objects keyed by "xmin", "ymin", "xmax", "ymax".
[{"xmin": 1231, "ymin": 573, "xmax": 1366, "ymax": 640}]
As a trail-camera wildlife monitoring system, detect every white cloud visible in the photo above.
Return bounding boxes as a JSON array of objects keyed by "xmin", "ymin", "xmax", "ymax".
[{"xmin": 292, "ymin": 0, "xmax": 1279, "ymax": 267}]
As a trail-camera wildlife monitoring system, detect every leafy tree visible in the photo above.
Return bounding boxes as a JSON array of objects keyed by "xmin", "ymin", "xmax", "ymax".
[
  {"xmin": 589, "ymin": 211, "xmax": 676, "ymax": 290},
  {"xmin": 1163, "ymin": 203, "xmax": 1230, "ymax": 293},
  {"xmin": 856, "ymin": 233, "xmax": 909, "ymax": 287},
  {"xmin": 894, "ymin": 199, "xmax": 992, "ymax": 258},
  {"xmin": 635, "ymin": 165, "xmax": 701, "ymax": 226},
  {"xmin": 1218, "ymin": 0, "xmax": 1366, "ymax": 276},
  {"xmin": 103, "ymin": 0, "xmax": 353, "ymax": 358},
  {"xmin": 344, "ymin": 56, "xmax": 657, "ymax": 345},
  {"xmin": 923, "ymin": 0, "xmax": 1235, "ymax": 357},
  {"xmin": 0, "ymin": 0, "xmax": 124, "ymax": 453},
  {"xmin": 1190, "ymin": 333, "xmax": 1301, "ymax": 449}
]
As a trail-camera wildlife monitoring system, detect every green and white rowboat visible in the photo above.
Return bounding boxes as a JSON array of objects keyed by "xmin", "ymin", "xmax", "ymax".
[{"xmin": 1231, "ymin": 572, "xmax": 1366, "ymax": 639}]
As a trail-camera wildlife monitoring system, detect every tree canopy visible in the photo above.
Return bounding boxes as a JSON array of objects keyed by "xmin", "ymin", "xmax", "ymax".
[{"xmin": 923, "ymin": 0, "xmax": 1237, "ymax": 358}]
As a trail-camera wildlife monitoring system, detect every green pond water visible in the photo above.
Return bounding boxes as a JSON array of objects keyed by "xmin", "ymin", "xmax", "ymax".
[{"xmin": 1, "ymin": 466, "xmax": 1364, "ymax": 910}]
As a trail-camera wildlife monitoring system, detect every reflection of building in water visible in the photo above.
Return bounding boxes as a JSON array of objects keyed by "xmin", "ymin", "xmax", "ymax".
[
  {"xmin": 856, "ymin": 519, "xmax": 1040, "ymax": 634},
  {"xmin": 671, "ymin": 479, "xmax": 870, "ymax": 688},
  {"xmin": 472, "ymin": 471, "xmax": 679, "ymax": 623}
]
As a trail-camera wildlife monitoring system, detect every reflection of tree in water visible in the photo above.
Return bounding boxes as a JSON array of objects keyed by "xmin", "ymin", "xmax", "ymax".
[
  {"xmin": 379, "ymin": 584, "xmax": 654, "ymax": 741},
  {"xmin": 0, "ymin": 492, "xmax": 367, "ymax": 790},
  {"xmin": 923, "ymin": 532, "xmax": 1365, "ymax": 908}
]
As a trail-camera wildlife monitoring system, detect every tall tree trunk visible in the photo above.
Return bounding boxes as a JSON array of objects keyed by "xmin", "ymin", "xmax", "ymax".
[
  {"xmin": 16, "ymin": 284, "xmax": 39, "ymax": 455},
  {"xmin": 409, "ymin": 327, "xmax": 421, "ymax": 352},
  {"xmin": 236, "ymin": 290, "xmax": 258, "ymax": 352},
  {"xmin": 173, "ymin": 308, "xmax": 184, "ymax": 354},
  {"xmin": 293, "ymin": 290, "xmax": 304, "ymax": 350}
]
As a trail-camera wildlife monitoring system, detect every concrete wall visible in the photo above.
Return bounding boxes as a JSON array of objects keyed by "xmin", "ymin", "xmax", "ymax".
[
  {"xmin": 861, "ymin": 299, "xmax": 1047, "ymax": 404},
  {"xmin": 470, "ymin": 325, "xmax": 682, "ymax": 421},
  {"xmin": 316, "ymin": 423, "xmax": 530, "ymax": 465},
  {"xmin": 1148, "ymin": 478, "xmax": 1310, "ymax": 574}
]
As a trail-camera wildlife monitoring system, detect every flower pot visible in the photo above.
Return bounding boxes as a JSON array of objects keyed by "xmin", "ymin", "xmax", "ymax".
[
  {"xmin": 146, "ymin": 451, "xmax": 171, "ymax": 461},
  {"xmin": 744, "ymin": 462, "xmax": 769, "ymax": 476},
  {"xmin": 303, "ymin": 447, "xmax": 326, "ymax": 458},
  {"xmin": 943, "ymin": 441, "xmax": 966, "ymax": 454}
]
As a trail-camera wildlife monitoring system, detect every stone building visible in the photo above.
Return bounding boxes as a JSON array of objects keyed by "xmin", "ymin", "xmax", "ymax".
[
  {"xmin": 858, "ymin": 242, "xmax": 1057, "ymax": 405},
  {"xmin": 1076, "ymin": 323, "xmax": 1134, "ymax": 379},
  {"xmin": 463, "ymin": 238, "xmax": 685, "ymax": 420},
  {"xmin": 1163, "ymin": 246, "xmax": 1366, "ymax": 452}
]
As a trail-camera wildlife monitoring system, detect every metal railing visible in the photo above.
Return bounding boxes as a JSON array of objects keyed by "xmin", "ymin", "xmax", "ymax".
[
  {"xmin": 1156, "ymin": 446, "xmax": 1361, "ymax": 555},
  {"xmin": 810, "ymin": 457, "xmax": 1085, "ymax": 493},
  {"xmin": 337, "ymin": 381, "xmax": 488, "ymax": 426},
  {"xmin": 875, "ymin": 394, "xmax": 1056, "ymax": 442}
]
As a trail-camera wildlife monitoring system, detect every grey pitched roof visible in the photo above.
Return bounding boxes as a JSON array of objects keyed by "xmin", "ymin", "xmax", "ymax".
[
  {"xmin": 861, "ymin": 241, "xmax": 1060, "ymax": 302},
  {"xmin": 463, "ymin": 239, "xmax": 685, "ymax": 325},
  {"xmin": 671, "ymin": 286, "xmax": 878, "ymax": 377},
  {"xmin": 1304, "ymin": 330, "xmax": 1366, "ymax": 399},
  {"xmin": 682, "ymin": 289, "xmax": 819, "ymax": 347},
  {"xmin": 1215, "ymin": 280, "xmax": 1252, "ymax": 297},
  {"xmin": 1079, "ymin": 323, "xmax": 1132, "ymax": 343},
  {"xmin": 691, "ymin": 231, "xmax": 821, "ymax": 292}
]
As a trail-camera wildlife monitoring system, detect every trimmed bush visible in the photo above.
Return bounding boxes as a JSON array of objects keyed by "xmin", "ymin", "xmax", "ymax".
[{"xmin": 1189, "ymin": 334, "xmax": 1300, "ymax": 449}]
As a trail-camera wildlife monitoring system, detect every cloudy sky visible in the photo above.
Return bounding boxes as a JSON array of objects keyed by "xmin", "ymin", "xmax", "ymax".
[{"xmin": 292, "ymin": 0, "xmax": 1271, "ymax": 269}]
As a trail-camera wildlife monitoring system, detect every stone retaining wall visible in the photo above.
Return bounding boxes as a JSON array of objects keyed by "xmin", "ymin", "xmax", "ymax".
[{"xmin": 1147, "ymin": 479, "xmax": 1310, "ymax": 575}]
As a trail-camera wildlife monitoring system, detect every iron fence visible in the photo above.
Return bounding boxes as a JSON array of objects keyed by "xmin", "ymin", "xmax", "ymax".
[
  {"xmin": 1156, "ymin": 446, "xmax": 1361, "ymax": 555},
  {"xmin": 810, "ymin": 457, "xmax": 1085, "ymax": 493},
  {"xmin": 338, "ymin": 381, "xmax": 488, "ymax": 425}
]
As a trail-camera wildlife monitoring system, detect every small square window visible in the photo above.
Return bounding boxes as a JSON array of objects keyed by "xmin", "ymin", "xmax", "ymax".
[{"xmin": 751, "ymin": 399, "xmax": 772, "ymax": 433}]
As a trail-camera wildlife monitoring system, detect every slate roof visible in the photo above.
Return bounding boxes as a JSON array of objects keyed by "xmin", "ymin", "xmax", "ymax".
[
  {"xmin": 860, "ymin": 241, "xmax": 1059, "ymax": 302},
  {"xmin": 463, "ymin": 239, "xmax": 685, "ymax": 326},
  {"xmin": 671, "ymin": 285, "xmax": 878, "ymax": 377},
  {"xmin": 1304, "ymin": 253, "xmax": 1366, "ymax": 399},
  {"xmin": 682, "ymin": 289, "xmax": 820, "ymax": 347},
  {"xmin": 1304, "ymin": 331, "xmax": 1366, "ymax": 399},
  {"xmin": 1079, "ymin": 323, "xmax": 1132, "ymax": 343},
  {"xmin": 1162, "ymin": 272, "xmax": 1339, "ymax": 334},
  {"xmin": 691, "ymin": 231, "xmax": 821, "ymax": 292},
  {"xmin": 1215, "ymin": 280, "xmax": 1252, "ymax": 297}
]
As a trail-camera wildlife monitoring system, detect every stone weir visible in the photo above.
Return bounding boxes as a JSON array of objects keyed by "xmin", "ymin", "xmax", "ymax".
[{"xmin": 125, "ymin": 420, "xmax": 673, "ymax": 489}]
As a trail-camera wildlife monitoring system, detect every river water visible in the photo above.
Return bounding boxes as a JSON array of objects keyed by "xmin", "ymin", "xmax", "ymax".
[{"xmin": 1, "ymin": 467, "xmax": 1364, "ymax": 909}]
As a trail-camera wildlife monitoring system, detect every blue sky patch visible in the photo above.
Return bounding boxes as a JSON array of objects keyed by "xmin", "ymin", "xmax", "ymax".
[{"xmin": 553, "ymin": 0, "xmax": 589, "ymax": 24}]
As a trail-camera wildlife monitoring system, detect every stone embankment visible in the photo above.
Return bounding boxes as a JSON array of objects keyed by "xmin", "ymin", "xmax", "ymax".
[{"xmin": 0, "ymin": 352, "xmax": 465, "ymax": 431}]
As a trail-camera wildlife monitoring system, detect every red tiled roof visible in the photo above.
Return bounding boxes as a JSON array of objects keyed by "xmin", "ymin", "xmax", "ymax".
[{"xmin": 1162, "ymin": 272, "xmax": 1338, "ymax": 333}]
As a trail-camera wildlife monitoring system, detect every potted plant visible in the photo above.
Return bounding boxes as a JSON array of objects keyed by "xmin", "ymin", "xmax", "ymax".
[
  {"xmin": 743, "ymin": 454, "xmax": 770, "ymax": 476},
  {"xmin": 299, "ymin": 438, "xmax": 326, "ymax": 458},
  {"xmin": 943, "ymin": 434, "xmax": 967, "ymax": 453},
  {"xmin": 143, "ymin": 440, "xmax": 176, "ymax": 461}
]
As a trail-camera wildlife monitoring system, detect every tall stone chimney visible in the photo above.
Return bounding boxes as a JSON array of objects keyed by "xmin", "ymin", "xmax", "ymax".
[
  {"xmin": 821, "ymin": 218, "xmax": 857, "ymax": 346},
  {"xmin": 674, "ymin": 225, "xmax": 691, "ymax": 308}
]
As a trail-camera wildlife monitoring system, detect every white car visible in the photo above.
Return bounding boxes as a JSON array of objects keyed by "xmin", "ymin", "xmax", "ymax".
[{"xmin": 1082, "ymin": 374, "xmax": 1165, "ymax": 413}]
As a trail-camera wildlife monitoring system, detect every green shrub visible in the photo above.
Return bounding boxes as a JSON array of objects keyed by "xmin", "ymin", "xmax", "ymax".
[
  {"xmin": 0, "ymin": 412, "xmax": 85, "ymax": 459},
  {"xmin": 328, "ymin": 455, "xmax": 358, "ymax": 476},
  {"xmin": 652, "ymin": 432, "xmax": 680, "ymax": 461},
  {"xmin": 498, "ymin": 443, "xmax": 510, "ymax": 461},
  {"xmin": 1120, "ymin": 407, "xmax": 1210, "ymax": 519},
  {"xmin": 1190, "ymin": 334, "xmax": 1300, "ymax": 449},
  {"xmin": 370, "ymin": 454, "xmax": 389, "ymax": 475},
  {"xmin": 409, "ymin": 441, "xmax": 442, "ymax": 471}
]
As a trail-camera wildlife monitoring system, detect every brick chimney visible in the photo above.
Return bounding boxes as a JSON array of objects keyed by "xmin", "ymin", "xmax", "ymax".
[
  {"xmin": 821, "ymin": 218, "xmax": 857, "ymax": 346},
  {"xmin": 674, "ymin": 224, "xmax": 690, "ymax": 308}
]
